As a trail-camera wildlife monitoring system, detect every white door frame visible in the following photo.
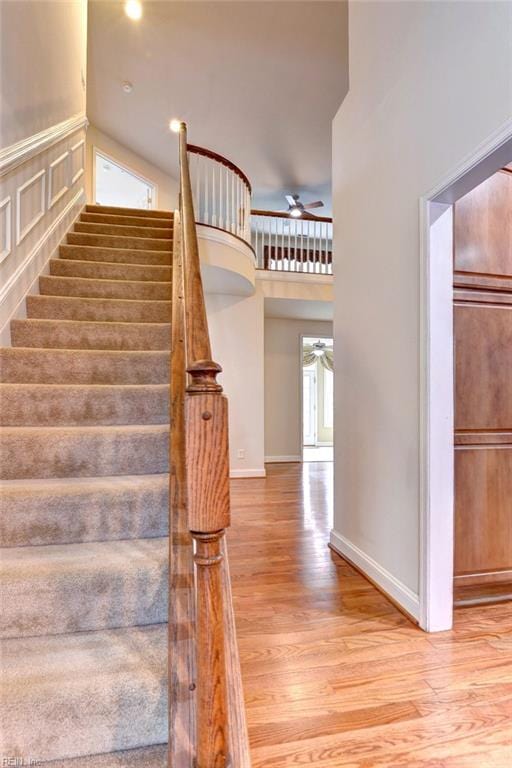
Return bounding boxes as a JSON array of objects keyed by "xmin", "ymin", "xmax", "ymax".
[
  {"xmin": 92, "ymin": 146, "xmax": 158, "ymax": 208},
  {"xmin": 299, "ymin": 334, "xmax": 333, "ymax": 461},
  {"xmin": 303, "ymin": 368, "xmax": 317, "ymax": 446},
  {"xmin": 419, "ymin": 118, "xmax": 512, "ymax": 632}
]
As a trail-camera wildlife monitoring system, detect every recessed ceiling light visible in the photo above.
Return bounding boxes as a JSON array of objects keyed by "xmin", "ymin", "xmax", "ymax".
[
  {"xmin": 122, "ymin": 81, "xmax": 133, "ymax": 93},
  {"xmin": 124, "ymin": 0, "xmax": 142, "ymax": 21},
  {"xmin": 169, "ymin": 119, "xmax": 182, "ymax": 133}
]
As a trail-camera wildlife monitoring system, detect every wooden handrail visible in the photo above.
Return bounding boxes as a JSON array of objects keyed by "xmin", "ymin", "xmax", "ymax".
[
  {"xmin": 173, "ymin": 122, "xmax": 232, "ymax": 768},
  {"xmin": 187, "ymin": 143, "xmax": 252, "ymax": 194},
  {"xmin": 252, "ymin": 207, "xmax": 333, "ymax": 223}
]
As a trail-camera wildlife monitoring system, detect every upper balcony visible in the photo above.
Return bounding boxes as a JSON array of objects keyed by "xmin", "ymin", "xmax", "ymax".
[{"xmin": 188, "ymin": 144, "xmax": 333, "ymax": 300}]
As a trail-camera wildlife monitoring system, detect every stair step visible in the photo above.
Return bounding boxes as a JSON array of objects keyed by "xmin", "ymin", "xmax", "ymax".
[
  {"xmin": 26, "ymin": 294, "xmax": 172, "ymax": 324},
  {"xmin": 10, "ymin": 319, "xmax": 170, "ymax": 350},
  {"xmin": 60, "ymin": 243, "xmax": 171, "ymax": 266},
  {"xmin": 68, "ymin": 232, "xmax": 172, "ymax": 252},
  {"xmin": 0, "ymin": 473, "xmax": 168, "ymax": 547},
  {"xmin": 86, "ymin": 203, "xmax": 172, "ymax": 219},
  {"xmin": 40, "ymin": 275, "xmax": 172, "ymax": 301},
  {"xmin": 50, "ymin": 257, "xmax": 171, "ymax": 282},
  {"xmin": 1, "ymin": 624, "xmax": 168, "ymax": 761},
  {"xmin": 0, "ymin": 424, "xmax": 169, "ymax": 479},
  {"xmin": 44, "ymin": 745, "xmax": 167, "ymax": 767},
  {"xmin": 0, "ymin": 384, "xmax": 169, "ymax": 426},
  {"xmin": 0, "ymin": 348, "xmax": 170, "ymax": 384},
  {"xmin": 75, "ymin": 221, "xmax": 173, "ymax": 239},
  {"xmin": 0, "ymin": 537, "xmax": 168, "ymax": 637},
  {"xmin": 81, "ymin": 211, "xmax": 173, "ymax": 228}
]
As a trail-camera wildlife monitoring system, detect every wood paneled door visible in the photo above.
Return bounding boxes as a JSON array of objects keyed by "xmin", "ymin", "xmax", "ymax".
[{"xmin": 453, "ymin": 168, "xmax": 512, "ymax": 603}]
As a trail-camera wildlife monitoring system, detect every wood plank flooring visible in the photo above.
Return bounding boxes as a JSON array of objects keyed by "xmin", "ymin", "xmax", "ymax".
[{"xmin": 229, "ymin": 462, "xmax": 512, "ymax": 767}]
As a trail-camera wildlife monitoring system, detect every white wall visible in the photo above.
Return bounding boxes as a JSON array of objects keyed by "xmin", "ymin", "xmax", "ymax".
[
  {"xmin": 85, "ymin": 125, "xmax": 179, "ymax": 211},
  {"xmin": 0, "ymin": 0, "xmax": 88, "ymax": 343},
  {"xmin": 206, "ymin": 288, "xmax": 265, "ymax": 478},
  {"xmin": 265, "ymin": 318, "xmax": 333, "ymax": 461},
  {"xmin": 331, "ymin": 1, "xmax": 512, "ymax": 610},
  {"xmin": 0, "ymin": 0, "xmax": 87, "ymax": 147}
]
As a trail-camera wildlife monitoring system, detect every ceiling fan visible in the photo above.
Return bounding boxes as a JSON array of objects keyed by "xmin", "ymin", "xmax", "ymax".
[{"xmin": 281, "ymin": 193, "xmax": 324, "ymax": 218}]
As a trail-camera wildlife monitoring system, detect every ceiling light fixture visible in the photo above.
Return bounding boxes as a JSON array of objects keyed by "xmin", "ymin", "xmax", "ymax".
[
  {"xmin": 124, "ymin": 0, "xmax": 142, "ymax": 21},
  {"xmin": 169, "ymin": 119, "xmax": 182, "ymax": 133},
  {"xmin": 289, "ymin": 207, "xmax": 302, "ymax": 218},
  {"xmin": 122, "ymin": 81, "xmax": 133, "ymax": 93}
]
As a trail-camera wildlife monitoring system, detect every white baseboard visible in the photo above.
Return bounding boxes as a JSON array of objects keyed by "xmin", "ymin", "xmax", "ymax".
[
  {"xmin": 0, "ymin": 189, "xmax": 85, "ymax": 345},
  {"xmin": 230, "ymin": 468, "xmax": 266, "ymax": 479},
  {"xmin": 265, "ymin": 455, "xmax": 301, "ymax": 463},
  {"xmin": 329, "ymin": 529, "xmax": 420, "ymax": 621}
]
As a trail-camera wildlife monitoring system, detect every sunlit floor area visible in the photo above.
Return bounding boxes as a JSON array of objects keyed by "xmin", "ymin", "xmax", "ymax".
[
  {"xmin": 303, "ymin": 445, "xmax": 333, "ymax": 462},
  {"xmin": 229, "ymin": 463, "xmax": 512, "ymax": 767}
]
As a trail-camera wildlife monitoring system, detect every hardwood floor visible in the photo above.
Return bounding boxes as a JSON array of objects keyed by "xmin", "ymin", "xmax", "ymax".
[{"xmin": 229, "ymin": 462, "xmax": 512, "ymax": 767}]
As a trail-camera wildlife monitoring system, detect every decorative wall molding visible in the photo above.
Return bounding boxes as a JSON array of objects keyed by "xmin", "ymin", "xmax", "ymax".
[
  {"xmin": 329, "ymin": 529, "xmax": 420, "ymax": 621},
  {"xmin": 16, "ymin": 169, "xmax": 46, "ymax": 245},
  {"xmin": 70, "ymin": 139, "xmax": 85, "ymax": 184},
  {"xmin": 0, "ymin": 113, "xmax": 88, "ymax": 178},
  {"xmin": 0, "ymin": 197, "xmax": 12, "ymax": 264},
  {"xmin": 48, "ymin": 150, "xmax": 71, "ymax": 209},
  {"xmin": 0, "ymin": 189, "xmax": 85, "ymax": 347}
]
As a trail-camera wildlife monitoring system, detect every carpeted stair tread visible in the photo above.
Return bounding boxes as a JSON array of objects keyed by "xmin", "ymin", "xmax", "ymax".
[
  {"xmin": 0, "ymin": 348, "xmax": 170, "ymax": 384},
  {"xmin": 0, "ymin": 423, "xmax": 169, "ymax": 479},
  {"xmin": 86, "ymin": 203, "xmax": 172, "ymax": 219},
  {"xmin": 59, "ymin": 243, "xmax": 171, "ymax": 266},
  {"xmin": 68, "ymin": 232, "xmax": 172, "ymax": 252},
  {"xmin": 0, "ymin": 537, "xmax": 168, "ymax": 637},
  {"xmin": 50, "ymin": 257, "xmax": 171, "ymax": 281},
  {"xmin": 0, "ymin": 473, "xmax": 169, "ymax": 547},
  {"xmin": 26, "ymin": 294, "xmax": 172, "ymax": 324},
  {"xmin": 0, "ymin": 383, "xmax": 170, "ymax": 426},
  {"xmin": 81, "ymin": 211, "xmax": 173, "ymax": 228},
  {"xmin": 44, "ymin": 745, "xmax": 167, "ymax": 767},
  {"xmin": 40, "ymin": 275, "xmax": 172, "ymax": 300},
  {"xmin": 10, "ymin": 318, "xmax": 171, "ymax": 350},
  {"xmin": 0, "ymin": 623, "xmax": 168, "ymax": 761},
  {"xmin": 74, "ymin": 222, "xmax": 173, "ymax": 239}
]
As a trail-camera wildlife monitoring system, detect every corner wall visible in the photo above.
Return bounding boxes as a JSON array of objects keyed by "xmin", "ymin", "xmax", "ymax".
[
  {"xmin": 331, "ymin": 0, "xmax": 512, "ymax": 617},
  {"xmin": 206, "ymin": 288, "xmax": 265, "ymax": 478},
  {"xmin": 264, "ymin": 318, "xmax": 333, "ymax": 462}
]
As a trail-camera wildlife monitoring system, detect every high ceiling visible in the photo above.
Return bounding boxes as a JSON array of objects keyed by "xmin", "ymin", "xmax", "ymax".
[{"xmin": 87, "ymin": 1, "xmax": 348, "ymax": 213}]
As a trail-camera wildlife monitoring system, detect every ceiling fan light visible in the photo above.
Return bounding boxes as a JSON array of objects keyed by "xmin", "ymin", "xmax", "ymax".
[{"xmin": 289, "ymin": 207, "xmax": 302, "ymax": 218}]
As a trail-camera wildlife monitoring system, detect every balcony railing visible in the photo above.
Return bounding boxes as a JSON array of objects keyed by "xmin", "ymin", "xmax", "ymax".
[
  {"xmin": 251, "ymin": 210, "xmax": 333, "ymax": 275},
  {"xmin": 187, "ymin": 144, "xmax": 252, "ymax": 244}
]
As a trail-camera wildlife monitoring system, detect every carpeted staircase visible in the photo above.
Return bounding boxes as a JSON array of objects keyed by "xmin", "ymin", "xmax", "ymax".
[{"xmin": 0, "ymin": 205, "xmax": 175, "ymax": 766}]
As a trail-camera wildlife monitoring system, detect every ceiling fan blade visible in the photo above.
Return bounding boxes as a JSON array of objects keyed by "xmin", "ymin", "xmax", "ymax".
[
  {"xmin": 303, "ymin": 201, "xmax": 324, "ymax": 209},
  {"xmin": 285, "ymin": 195, "xmax": 297, "ymax": 207}
]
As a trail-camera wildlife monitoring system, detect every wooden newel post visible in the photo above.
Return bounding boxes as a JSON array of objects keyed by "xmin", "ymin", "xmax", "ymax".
[{"xmin": 186, "ymin": 359, "xmax": 231, "ymax": 768}]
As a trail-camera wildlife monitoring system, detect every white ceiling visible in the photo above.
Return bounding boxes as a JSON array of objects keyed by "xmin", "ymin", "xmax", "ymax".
[{"xmin": 87, "ymin": 1, "xmax": 348, "ymax": 213}]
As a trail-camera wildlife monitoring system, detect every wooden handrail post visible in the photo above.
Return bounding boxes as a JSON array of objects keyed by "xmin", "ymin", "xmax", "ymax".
[{"xmin": 186, "ymin": 362, "xmax": 231, "ymax": 768}]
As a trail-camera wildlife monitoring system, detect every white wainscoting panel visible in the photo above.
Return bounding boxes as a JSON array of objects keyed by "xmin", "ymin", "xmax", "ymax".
[
  {"xmin": 16, "ymin": 169, "xmax": 46, "ymax": 245},
  {"xmin": 48, "ymin": 150, "xmax": 70, "ymax": 209},
  {"xmin": 70, "ymin": 139, "xmax": 85, "ymax": 184},
  {"xmin": 0, "ymin": 115, "xmax": 87, "ymax": 342},
  {"xmin": 0, "ymin": 196, "xmax": 12, "ymax": 263}
]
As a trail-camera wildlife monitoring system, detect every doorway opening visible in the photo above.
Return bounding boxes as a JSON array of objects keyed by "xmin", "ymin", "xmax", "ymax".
[
  {"xmin": 420, "ymin": 128, "xmax": 512, "ymax": 632},
  {"xmin": 301, "ymin": 336, "xmax": 333, "ymax": 462},
  {"xmin": 93, "ymin": 149, "xmax": 156, "ymax": 209}
]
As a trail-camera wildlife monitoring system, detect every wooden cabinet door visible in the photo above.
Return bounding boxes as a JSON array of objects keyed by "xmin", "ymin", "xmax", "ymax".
[{"xmin": 453, "ymin": 169, "xmax": 512, "ymax": 602}]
